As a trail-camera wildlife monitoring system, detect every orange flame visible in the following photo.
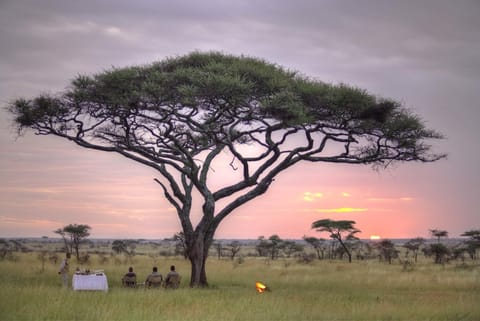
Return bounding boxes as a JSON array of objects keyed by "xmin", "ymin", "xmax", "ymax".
[{"xmin": 255, "ymin": 281, "xmax": 269, "ymax": 293}]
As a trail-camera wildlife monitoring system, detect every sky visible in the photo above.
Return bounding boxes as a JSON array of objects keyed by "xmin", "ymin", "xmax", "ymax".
[{"xmin": 0, "ymin": 0, "xmax": 479, "ymax": 240}]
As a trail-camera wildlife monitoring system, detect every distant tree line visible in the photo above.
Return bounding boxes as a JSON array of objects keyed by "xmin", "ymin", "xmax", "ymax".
[
  {"xmin": 2, "ymin": 222, "xmax": 478, "ymax": 271},
  {"xmin": 299, "ymin": 221, "xmax": 480, "ymax": 265},
  {"xmin": 229, "ymin": 220, "xmax": 480, "ymax": 266}
]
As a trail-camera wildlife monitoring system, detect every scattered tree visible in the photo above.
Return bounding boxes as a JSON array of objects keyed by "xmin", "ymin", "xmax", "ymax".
[
  {"xmin": 268, "ymin": 235, "xmax": 284, "ymax": 260},
  {"xmin": 54, "ymin": 228, "xmax": 70, "ymax": 254},
  {"xmin": 54, "ymin": 224, "xmax": 91, "ymax": 260},
  {"xmin": 0, "ymin": 239, "xmax": 14, "ymax": 260},
  {"xmin": 111, "ymin": 239, "xmax": 136, "ymax": 262},
  {"xmin": 112, "ymin": 240, "xmax": 128, "ymax": 254},
  {"xmin": 312, "ymin": 219, "xmax": 360, "ymax": 263},
  {"xmin": 403, "ymin": 237, "xmax": 425, "ymax": 263},
  {"xmin": 303, "ymin": 236, "xmax": 327, "ymax": 260},
  {"xmin": 460, "ymin": 230, "xmax": 480, "ymax": 260},
  {"xmin": 126, "ymin": 240, "xmax": 137, "ymax": 257},
  {"xmin": 255, "ymin": 236, "xmax": 270, "ymax": 257},
  {"xmin": 172, "ymin": 232, "xmax": 188, "ymax": 259},
  {"xmin": 429, "ymin": 243, "xmax": 450, "ymax": 264},
  {"xmin": 461, "ymin": 230, "xmax": 480, "ymax": 241},
  {"xmin": 37, "ymin": 251, "xmax": 49, "ymax": 272},
  {"xmin": 0, "ymin": 239, "xmax": 29, "ymax": 261},
  {"xmin": 8, "ymin": 52, "xmax": 445, "ymax": 286},
  {"xmin": 226, "ymin": 241, "xmax": 242, "ymax": 260},
  {"xmin": 282, "ymin": 240, "xmax": 304, "ymax": 258},
  {"xmin": 213, "ymin": 241, "xmax": 223, "ymax": 259},
  {"xmin": 375, "ymin": 239, "xmax": 398, "ymax": 264},
  {"xmin": 353, "ymin": 240, "xmax": 373, "ymax": 260},
  {"xmin": 430, "ymin": 229, "xmax": 448, "ymax": 243},
  {"xmin": 255, "ymin": 235, "xmax": 284, "ymax": 260}
]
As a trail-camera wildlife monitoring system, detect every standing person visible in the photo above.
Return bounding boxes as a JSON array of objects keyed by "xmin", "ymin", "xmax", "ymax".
[
  {"xmin": 145, "ymin": 266, "xmax": 163, "ymax": 288},
  {"xmin": 58, "ymin": 253, "xmax": 71, "ymax": 287},
  {"xmin": 164, "ymin": 265, "xmax": 181, "ymax": 289}
]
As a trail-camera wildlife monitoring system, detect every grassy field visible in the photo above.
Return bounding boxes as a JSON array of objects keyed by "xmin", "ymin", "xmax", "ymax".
[{"xmin": 0, "ymin": 253, "xmax": 479, "ymax": 321}]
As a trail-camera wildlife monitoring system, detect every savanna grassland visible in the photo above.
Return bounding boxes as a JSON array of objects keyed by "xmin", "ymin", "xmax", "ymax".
[{"xmin": 0, "ymin": 243, "xmax": 479, "ymax": 321}]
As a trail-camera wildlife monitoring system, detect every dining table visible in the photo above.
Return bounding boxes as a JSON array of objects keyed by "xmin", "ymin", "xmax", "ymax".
[{"xmin": 72, "ymin": 273, "xmax": 109, "ymax": 291}]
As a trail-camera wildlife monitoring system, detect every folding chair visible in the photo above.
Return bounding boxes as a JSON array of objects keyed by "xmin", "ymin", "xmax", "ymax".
[
  {"xmin": 146, "ymin": 274, "xmax": 163, "ymax": 288},
  {"xmin": 122, "ymin": 275, "xmax": 137, "ymax": 288}
]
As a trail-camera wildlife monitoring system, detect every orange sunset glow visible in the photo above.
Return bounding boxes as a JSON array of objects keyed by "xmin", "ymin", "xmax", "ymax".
[
  {"xmin": 0, "ymin": 144, "xmax": 469, "ymax": 240},
  {"xmin": 0, "ymin": 153, "xmax": 422, "ymax": 239}
]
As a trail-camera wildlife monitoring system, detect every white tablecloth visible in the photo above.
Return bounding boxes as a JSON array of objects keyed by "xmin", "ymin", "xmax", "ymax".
[{"xmin": 72, "ymin": 274, "xmax": 108, "ymax": 291}]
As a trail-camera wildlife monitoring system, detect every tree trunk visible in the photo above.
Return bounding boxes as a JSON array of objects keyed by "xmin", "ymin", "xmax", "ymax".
[
  {"xmin": 188, "ymin": 245, "xmax": 207, "ymax": 287},
  {"xmin": 74, "ymin": 244, "xmax": 80, "ymax": 261},
  {"xmin": 337, "ymin": 239, "xmax": 352, "ymax": 263},
  {"xmin": 61, "ymin": 236, "xmax": 69, "ymax": 254},
  {"xmin": 187, "ymin": 231, "xmax": 214, "ymax": 287}
]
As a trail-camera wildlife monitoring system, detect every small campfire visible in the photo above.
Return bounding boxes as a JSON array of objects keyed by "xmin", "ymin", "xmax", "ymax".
[{"xmin": 255, "ymin": 281, "xmax": 270, "ymax": 293}]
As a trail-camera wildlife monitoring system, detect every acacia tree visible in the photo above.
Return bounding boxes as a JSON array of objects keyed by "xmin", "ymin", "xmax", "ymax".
[
  {"xmin": 7, "ymin": 52, "xmax": 445, "ymax": 286},
  {"xmin": 403, "ymin": 237, "xmax": 425, "ymax": 263},
  {"xmin": 171, "ymin": 232, "xmax": 188, "ymax": 259},
  {"xmin": 430, "ymin": 229, "xmax": 448, "ymax": 243},
  {"xmin": 428, "ymin": 229, "xmax": 450, "ymax": 264},
  {"xmin": 55, "ymin": 224, "xmax": 91, "ymax": 260},
  {"xmin": 226, "ymin": 241, "xmax": 242, "ymax": 260},
  {"xmin": 375, "ymin": 239, "xmax": 398, "ymax": 264},
  {"xmin": 460, "ymin": 230, "xmax": 480, "ymax": 260},
  {"xmin": 303, "ymin": 236, "xmax": 327, "ymax": 260},
  {"xmin": 255, "ymin": 236, "xmax": 270, "ymax": 257},
  {"xmin": 54, "ymin": 228, "xmax": 70, "ymax": 254},
  {"xmin": 282, "ymin": 240, "xmax": 304, "ymax": 258},
  {"xmin": 111, "ymin": 240, "xmax": 128, "ymax": 254},
  {"xmin": 255, "ymin": 235, "xmax": 284, "ymax": 260},
  {"xmin": 312, "ymin": 219, "xmax": 360, "ymax": 263}
]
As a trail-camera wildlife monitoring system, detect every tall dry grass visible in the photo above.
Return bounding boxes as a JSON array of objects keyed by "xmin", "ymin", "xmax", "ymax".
[{"xmin": 0, "ymin": 253, "xmax": 479, "ymax": 321}]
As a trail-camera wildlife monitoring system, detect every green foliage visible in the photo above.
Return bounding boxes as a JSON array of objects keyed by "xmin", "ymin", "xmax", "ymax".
[
  {"xmin": 63, "ymin": 224, "xmax": 91, "ymax": 238},
  {"xmin": 8, "ymin": 96, "xmax": 68, "ymax": 132},
  {"xmin": 112, "ymin": 240, "xmax": 128, "ymax": 254},
  {"xmin": 461, "ymin": 230, "xmax": 480, "ymax": 241},
  {"xmin": 430, "ymin": 229, "xmax": 449, "ymax": 243},
  {"xmin": 460, "ymin": 230, "xmax": 480, "ymax": 260},
  {"xmin": 375, "ymin": 239, "xmax": 399, "ymax": 264},
  {"xmin": 303, "ymin": 236, "xmax": 327, "ymax": 260},
  {"xmin": 429, "ymin": 243, "xmax": 450, "ymax": 264},
  {"xmin": 8, "ymin": 51, "xmax": 445, "ymax": 156},
  {"xmin": 403, "ymin": 238, "xmax": 426, "ymax": 263},
  {"xmin": 255, "ymin": 235, "xmax": 304, "ymax": 260}
]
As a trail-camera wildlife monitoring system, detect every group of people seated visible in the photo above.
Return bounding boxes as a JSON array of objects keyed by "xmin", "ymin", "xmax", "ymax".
[{"xmin": 122, "ymin": 265, "xmax": 181, "ymax": 289}]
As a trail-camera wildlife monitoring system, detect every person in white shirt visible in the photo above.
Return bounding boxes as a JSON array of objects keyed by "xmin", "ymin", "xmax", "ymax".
[{"xmin": 58, "ymin": 253, "xmax": 71, "ymax": 287}]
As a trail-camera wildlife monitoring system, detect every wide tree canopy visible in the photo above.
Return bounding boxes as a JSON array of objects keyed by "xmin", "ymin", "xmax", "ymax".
[{"xmin": 7, "ymin": 51, "xmax": 445, "ymax": 286}]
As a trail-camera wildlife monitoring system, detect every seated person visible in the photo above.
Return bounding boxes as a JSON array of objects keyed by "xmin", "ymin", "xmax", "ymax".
[
  {"xmin": 164, "ymin": 265, "xmax": 181, "ymax": 289},
  {"xmin": 145, "ymin": 266, "xmax": 163, "ymax": 288},
  {"xmin": 121, "ymin": 267, "xmax": 137, "ymax": 287}
]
